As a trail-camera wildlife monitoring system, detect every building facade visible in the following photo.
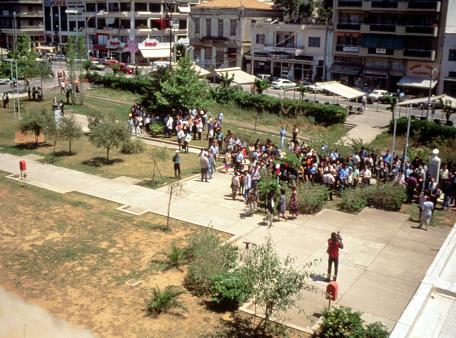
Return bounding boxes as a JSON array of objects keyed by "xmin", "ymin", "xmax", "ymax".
[
  {"xmin": 245, "ymin": 21, "xmax": 332, "ymax": 82},
  {"xmin": 0, "ymin": 0, "xmax": 44, "ymax": 49},
  {"xmin": 331, "ymin": 0, "xmax": 447, "ymax": 93},
  {"xmin": 438, "ymin": 0, "xmax": 456, "ymax": 96},
  {"xmin": 43, "ymin": 0, "xmax": 197, "ymax": 62},
  {"xmin": 189, "ymin": 0, "xmax": 279, "ymax": 69}
]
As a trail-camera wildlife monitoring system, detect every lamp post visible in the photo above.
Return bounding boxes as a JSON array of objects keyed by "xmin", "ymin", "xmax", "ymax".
[
  {"xmin": 426, "ymin": 67, "xmax": 438, "ymax": 119},
  {"xmin": 12, "ymin": 11, "xmax": 17, "ymax": 53}
]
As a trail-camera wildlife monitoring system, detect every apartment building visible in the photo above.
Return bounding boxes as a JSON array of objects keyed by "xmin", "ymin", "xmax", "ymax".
[
  {"xmin": 0, "ymin": 0, "xmax": 44, "ymax": 49},
  {"xmin": 438, "ymin": 0, "xmax": 456, "ymax": 96},
  {"xmin": 189, "ymin": 0, "xmax": 279, "ymax": 69},
  {"xmin": 43, "ymin": 0, "xmax": 197, "ymax": 63},
  {"xmin": 245, "ymin": 21, "xmax": 332, "ymax": 82},
  {"xmin": 332, "ymin": 0, "xmax": 447, "ymax": 93}
]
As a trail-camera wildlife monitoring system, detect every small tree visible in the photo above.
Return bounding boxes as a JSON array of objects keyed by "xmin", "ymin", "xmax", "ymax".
[
  {"xmin": 383, "ymin": 95, "xmax": 397, "ymax": 121},
  {"xmin": 166, "ymin": 181, "xmax": 184, "ymax": 230},
  {"xmin": 29, "ymin": 60, "xmax": 54, "ymax": 99},
  {"xmin": 254, "ymin": 78, "xmax": 269, "ymax": 94},
  {"xmin": 42, "ymin": 112, "xmax": 61, "ymax": 156},
  {"xmin": 89, "ymin": 119, "xmax": 130, "ymax": 163},
  {"xmin": 60, "ymin": 114, "xmax": 83, "ymax": 155},
  {"xmin": 320, "ymin": 306, "xmax": 365, "ymax": 338},
  {"xmin": 19, "ymin": 110, "xmax": 47, "ymax": 145},
  {"xmin": 240, "ymin": 238, "xmax": 315, "ymax": 333},
  {"xmin": 297, "ymin": 84, "xmax": 307, "ymax": 100}
]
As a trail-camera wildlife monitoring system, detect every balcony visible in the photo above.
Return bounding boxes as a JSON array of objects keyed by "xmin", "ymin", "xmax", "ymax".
[
  {"xmin": 367, "ymin": 47, "xmax": 394, "ymax": 55},
  {"xmin": 369, "ymin": 24, "xmax": 396, "ymax": 33},
  {"xmin": 403, "ymin": 49, "xmax": 436, "ymax": 60},
  {"xmin": 336, "ymin": 23, "xmax": 361, "ymax": 31},
  {"xmin": 335, "ymin": 45, "xmax": 360, "ymax": 53},
  {"xmin": 408, "ymin": 1, "xmax": 441, "ymax": 11},
  {"xmin": 371, "ymin": 1, "xmax": 398, "ymax": 8},
  {"xmin": 338, "ymin": 0, "xmax": 362, "ymax": 7},
  {"xmin": 405, "ymin": 25, "xmax": 438, "ymax": 36}
]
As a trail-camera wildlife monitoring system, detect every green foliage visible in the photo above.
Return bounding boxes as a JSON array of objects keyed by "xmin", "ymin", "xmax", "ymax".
[
  {"xmin": 365, "ymin": 184, "xmax": 406, "ymax": 211},
  {"xmin": 258, "ymin": 177, "xmax": 280, "ymax": 201},
  {"xmin": 153, "ymin": 56, "xmax": 213, "ymax": 112},
  {"xmin": 389, "ymin": 117, "xmax": 456, "ymax": 142},
  {"xmin": 88, "ymin": 117, "xmax": 130, "ymax": 162},
  {"xmin": 59, "ymin": 113, "xmax": 83, "ymax": 154},
  {"xmin": 320, "ymin": 306, "xmax": 365, "ymax": 338},
  {"xmin": 148, "ymin": 121, "xmax": 164, "ymax": 137},
  {"xmin": 254, "ymin": 78, "xmax": 269, "ymax": 94},
  {"xmin": 159, "ymin": 244, "xmax": 188, "ymax": 269},
  {"xmin": 86, "ymin": 72, "xmax": 156, "ymax": 95},
  {"xmin": 296, "ymin": 182, "xmax": 329, "ymax": 214},
  {"xmin": 145, "ymin": 285, "xmax": 188, "ymax": 317},
  {"xmin": 296, "ymin": 84, "xmax": 307, "ymax": 99},
  {"xmin": 42, "ymin": 112, "xmax": 61, "ymax": 154},
  {"xmin": 240, "ymin": 238, "xmax": 311, "ymax": 331},
  {"xmin": 19, "ymin": 110, "xmax": 47, "ymax": 144},
  {"xmin": 340, "ymin": 189, "xmax": 368, "ymax": 212},
  {"xmin": 184, "ymin": 229, "xmax": 238, "ymax": 296},
  {"xmin": 210, "ymin": 271, "xmax": 251, "ymax": 307},
  {"xmin": 28, "ymin": 59, "xmax": 54, "ymax": 87},
  {"xmin": 365, "ymin": 322, "xmax": 389, "ymax": 338},
  {"xmin": 283, "ymin": 151, "xmax": 302, "ymax": 171},
  {"xmin": 274, "ymin": 0, "xmax": 316, "ymax": 24},
  {"xmin": 10, "ymin": 35, "xmax": 37, "ymax": 79},
  {"xmin": 112, "ymin": 64, "xmax": 121, "ymax": 74},
  {"xmin": 120, "ymin": 138, "xmax": 145, "ymax": 154}
]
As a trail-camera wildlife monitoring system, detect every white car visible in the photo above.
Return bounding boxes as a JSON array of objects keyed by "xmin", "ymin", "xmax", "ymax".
[
  {"xmin": 367, "ymin": 89, "xmax": 388, "ymax": 102},
  {"xmin": 304, "ymin": 84, "xmax": 323, "ymax": 93},
  {"xmin": 271, "ymin": 78, "xmax": 295, "ymax": 89},
  {"xmin": 0, "ymin": 78, "xmax": 10, "ymax": 85}
]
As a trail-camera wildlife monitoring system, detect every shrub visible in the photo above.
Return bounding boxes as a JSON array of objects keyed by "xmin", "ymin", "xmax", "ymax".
[
  {"xmin": 148, "ymin": 121, "xmax": 164, "ymax": 137},
  {"xmin": 159, "ymin": 244, "xmax": 188, "ymax": 269},
  {"xmin": 184, "ymin": 229, "xmax": 238, "ymax": 295},
  {"xmin": 296, "ymin": 182, "xmax": 329, "ymax": 214},
  {"xmin": 210, "ymin": 270, "xmax": 251, "ymax": 308},
  {"xmin": 340, "ymin": 189, "xmax": 368, "ymax": 212},
  {"xmin": 320, "ymin": 306, "xmax": 365, "ymax": 338},
  {"xmin": 121, "ymin": 138, "xmax": 145, "ymax": 154},
  {"xmin": 365, "ymin": 184, "xmax": 406, "ymax": 211},
  {"xmin": 258, "ymin": 177, "xmax": 280, "ymax": 201},
  {"xmin": 365, "ymin": 322, "xmax": 389, "ymax": 338},
  {"xmin": 389, "ymin": 117, "xmax": 456, "ymax": 142},
  {"xmin": 145, "ymin": 285, "xmax": 187, "ymax": 317}
]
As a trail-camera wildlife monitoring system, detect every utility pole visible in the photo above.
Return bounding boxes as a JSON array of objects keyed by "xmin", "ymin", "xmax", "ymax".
[
  {"xmin": 401, "ymin": 113, "xmax": 412, "ymax": 172},
  {"xmin": 426, "ymin": 67, "xmax": 438, "ymax": 119},
  {"xmin": 323, "ymin": 15, "xmax": 329, "ymax": 81},
  {"xmin": 13, "ymin": 12, "xmax": 17, "ymax": 53}
]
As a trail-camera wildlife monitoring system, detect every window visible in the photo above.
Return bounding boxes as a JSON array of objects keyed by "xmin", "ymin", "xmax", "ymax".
[
  {"xmin": 449, "ymin": 71, "xmax": 456, "ymax": 78},
  {"xmin": 86, "ymin": 3, "xmax": 95, "ymax": 12},
  {"xmin": 308, "ymin": 37, "xmax": 320, "ymax": 48},
  {"xmin": 256, "ymin": 34, "xmax": 265, "ymax": 44},
  {"xmin": 449, "ymin": 49, "xmax": 456, "ymax": 61},
  {"xmin": 120, "ymin": 3, "xmax": 131, "ymax": 11},
  {"xmin": 149, "ymin": 3, "xmax": 161, "ymax": 12},
  {"xmin": 206, "ymin": 18, "xmax": 211, "ymax": 36},
  {"xmin": 135, "ymin": 3, "xmax": 147, "ymax": 11},
  {"xmin": 179, "ymin": 19, "xmax": 187, "ymax": 29},
  {"xmin": 218, "ymin": 19, "xmax": 224, "ymax": 37},
  {"xmin": 230, "ymin": 19, "xmax": 237, "ymax": 36},
  {"xmin": 194, "ymin": 17, "xmax": 200, "ymax": 34}
]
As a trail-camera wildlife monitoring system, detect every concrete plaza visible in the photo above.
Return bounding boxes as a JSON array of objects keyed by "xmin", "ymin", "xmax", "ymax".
[{"xmin": 0, "ymin": 152, "xmax": 451, "ymax": 332}]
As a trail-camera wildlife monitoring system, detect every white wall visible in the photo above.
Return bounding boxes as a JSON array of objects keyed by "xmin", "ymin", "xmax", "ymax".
[{"xmin": 438, "ymin": 0, "xmax": 456, "ymax": 94}]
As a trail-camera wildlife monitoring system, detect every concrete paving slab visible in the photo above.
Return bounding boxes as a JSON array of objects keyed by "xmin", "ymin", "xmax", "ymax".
[
  {"xmin": 333, "ymin": 236, "xmax": 385, "ymax": 269},
  {"xmin": 358, "ymin": 208, "xmax": 410, "ymax": 225},
  {"xmin": 20, "ymin": 154, "xmax": 45, "ymax": 161},
  {"xmin": 113, "ymin": 176, "xmax": 143, "ymax": 185},
  {"xmin": 340, "ymin": 220, "xmax": 401, "ymax": 244}
]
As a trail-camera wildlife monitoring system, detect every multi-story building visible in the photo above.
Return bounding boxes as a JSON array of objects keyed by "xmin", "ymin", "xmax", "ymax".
[
  {"xmin": 331, "ymin": 0, "xmax": 448, "ymax": 93},
  {"xmin": 0, "ymin": 0, "xmax": 44, "ymax": 50},
  {"xmin": 43, "ymin": 0, "xmax": 197, "ymax": 63},
  {"xmin": 438, "ymin": 0, "xmax": 456, "ymax": 96},
  {"xmin": 245, "ymin": 21, "xmax": 332, "ymax": 82},
  {"xmin": 189, "ymin": 0, "xmax": 279, "ymax": 69}
]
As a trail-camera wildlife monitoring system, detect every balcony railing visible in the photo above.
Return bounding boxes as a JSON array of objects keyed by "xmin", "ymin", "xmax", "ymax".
[
  {"xmin": 335, "ymin": 45, "xmax": 360, "ymax": 53},
  {"xmin": 370, "ymin": 24, "xmax": 396, "ymax": 32},
  {"xmin": 403, "ymin": 49, "xmax": 433, "ymax": 58},
  {"xmin": 337, "ymin": 23, "xmax": 361, "ymax": 30},
  {"xmin": 408, "ymin": 1, "xmax": 439, "ymax": 9},
  {"xmin": 405, "ymin": 25, "xmax": 435, "ymax": 34},
  {"xmin": 371, "ymin": 1, "xmax": 398, "ymax": 8},
  {"xmin": 338, "ymin": 0, "xmax": 362, "ymax": 7}
]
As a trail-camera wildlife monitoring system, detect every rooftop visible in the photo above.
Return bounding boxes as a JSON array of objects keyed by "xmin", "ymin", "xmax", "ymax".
[{"xmin": 195, "ymin": 0, "xmax": 273, "ymax": 10}]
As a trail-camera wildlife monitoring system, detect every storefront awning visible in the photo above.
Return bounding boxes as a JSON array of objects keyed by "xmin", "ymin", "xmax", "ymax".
[
  {"xmin": 315, "ymin": 81, "xmax": 365, "ymax": 100},
  {"xmin": 397, "ymin": 76, "xmax": 437, "ymax": 89},
  {"xmin": 212, "ymin": 67, "xmax": 258, "ymax": 85},
  {"xmin": 398, "ymin": 94, "xmax": 456, "ymax": 107},
  {"xmin": 140, "ymin": 48, "xmax": 170, "ymax": 59}
]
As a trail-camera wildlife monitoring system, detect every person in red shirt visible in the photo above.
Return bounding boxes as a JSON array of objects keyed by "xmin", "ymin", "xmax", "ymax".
[{"xmin": 327, "ymin": 232, "xmax": 344, "ymax": 281}]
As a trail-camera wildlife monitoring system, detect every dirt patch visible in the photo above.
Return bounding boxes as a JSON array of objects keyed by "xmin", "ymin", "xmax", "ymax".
[
  {"xmin": 14, "ymin": 130, "xmax": 45, "ymax": 144},
  {"xmin": 0, "ymin": 177, "xmax": 230, "ymax": 337}
]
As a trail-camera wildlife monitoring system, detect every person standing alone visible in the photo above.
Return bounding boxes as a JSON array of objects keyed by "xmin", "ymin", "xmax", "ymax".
[
  {"xmin": 172, "ymin": 150, "xmax": 181, "ymax": 179},
  {"xmin": 327, "ymin": 232, "xmax": 344, "ymax": 281}
]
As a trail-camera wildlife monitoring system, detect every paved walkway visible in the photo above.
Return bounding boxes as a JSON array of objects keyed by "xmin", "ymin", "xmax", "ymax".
[{"xmin": 0, "ymin": 152, "xmax": 450, "ymax": 332}]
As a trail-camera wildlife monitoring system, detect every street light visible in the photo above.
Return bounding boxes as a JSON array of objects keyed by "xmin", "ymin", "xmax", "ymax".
[
  {"xmin": 12, "ymin": 11, "xmax": 17, "ymax": 53},
  {"xmin": 426, "ymin": 67, "xmax": 438, "ymax": 119}
]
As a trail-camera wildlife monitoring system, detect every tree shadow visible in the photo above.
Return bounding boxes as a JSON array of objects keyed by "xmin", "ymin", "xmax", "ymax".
[
  {"xmin": 14, "ymin": 142, "xmax": 51, "ymax": 150},
  {"xmin": 81, "ymin": 157, "xmax": 124, "ymax": 167},
  {"xmin": 53, "ymin": 150, "xmax": 76, "ymax": 157},
  {"xmin": 211, "ymin": 313, "xmax": 279, "ymax": 338}
]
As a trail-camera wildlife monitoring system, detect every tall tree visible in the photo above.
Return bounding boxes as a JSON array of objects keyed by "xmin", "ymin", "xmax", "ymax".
[
  {"xmin": 66, "ymin": 36, "xmax": 86, "ymax": 105},
  {"xmin": 10, "ymin": 35, "xmax": 36, "ymax": 84},
  {"xmin": 274, "ymin": 0, "xmax": 315, "ymax": 24},
  {"xmin": 28, "ymin": 60, "xmax": 54, "ymax": 99}
]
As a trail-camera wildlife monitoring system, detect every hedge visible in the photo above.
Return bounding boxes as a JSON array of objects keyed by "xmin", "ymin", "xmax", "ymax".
[
  {"xmin": 340, "ymin": 184, "xmax": 406, "ymax": 213},
  {"xmin": 86, "ymin": 72, "xmax": 155, "ymax": 95},
  {"xmin": 389, "ymin": 117, "xmax": 456, "ymax": 142}
]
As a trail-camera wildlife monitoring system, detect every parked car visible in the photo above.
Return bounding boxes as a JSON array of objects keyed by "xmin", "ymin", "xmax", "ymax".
[
  {"xmin": 52, "ymin": 53, "xmax": 65, "ymax": 61},
  {"xmin": 90, "ymin": 61, "xmax": 106, "ymax": 71},
  {"xmin": 271, "ymin": 78, "xmax": 295, "ymax": 89},
  {"xmin": 104, "ymin": 59, "xmax": 120, "ymax": 66},
  {"xmin": 378, "ymin": 93, "xmax": 399, "ymax": 104},
  {"xmin": 0, "ymin": 78, "xmax": 10, "ymax": 85},
  {"xmin": 256, "ymin": 74, "xmax": 273, "ymax": 83},
  {"xmin": 367, "ymin": 89, "xmax": 389, "ymax": 103},
  {"xmin": 304, "ymin": 84, "xmax": 323, "ymax": 93},
  {"xmin": 119, "ymin": 63, "xmax": 134, "ymax": 74}
]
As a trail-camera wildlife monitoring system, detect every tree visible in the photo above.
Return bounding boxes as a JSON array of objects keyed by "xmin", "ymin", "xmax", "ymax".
[
  {"xmin": 153, "ymin": 55, "xmax": 213, "ymax": 112},
  {"xmin": 442, "ymin": 99, "xmax": 456, "ymax": 123},
  {"xmin": 320, "ymin": 306, "xmax": 365, "ymax": 338},
  {"xmin": 89, "ymin": 118, "xmax": 130, "ymax": 163},
  {"xmin": 254, "ymin": 78, "xmax": 269, "ymax": 94},
  {"xmin": 10, "ymin": 35, "xmax": 36, "ymax": 82},
  {"xmin": 66, "ymin": 36, "xmax": 86, "ymax": 105},
  {"xmin": 28, "ymin": 60, "xmax": 54, "ymax": 99},
  {"xmin": 274, "ymin": 0, "xmax": 315, "ymax": 24},
  {"xmin": 297, "ymin": 83, "xmax": 307, "ymax": 99},
  {"xmin": 383, "ymin": 95, "xmax": 397, "ymax": 121},
  {"xmin": 240, "ymin": 238, "xmax": 316, "ymax": 333},
  {"xmin": 42, "ymin": 112, "xmax": 61, "ymax": 156},
  {"xmin": 19, "ymin": 110, "xmax": 47, "ymax": 145},
  {"xmin": 59, "ymin": 114, "xmax": 83, "ymax": 155},
  {"xmin": 166, "ymin": 181, "xmax": 184, "ymax": 230}
]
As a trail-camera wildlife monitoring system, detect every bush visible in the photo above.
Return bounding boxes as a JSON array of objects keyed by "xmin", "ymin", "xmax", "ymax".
[
  {"xmin": 121, "ymin": 138, "xmax": 145, "ymax": 154},
  {"xmin": 296, "ymin": 182, "xmax": 329, "ymax": 214},
  {"xmin": 340, "ymin": 189, "xmax": 368, "ymax": 212},
  {"xmin": 145, "ymin": 285, "xmax": 187, "ymax": 317},
  {"xmin": 258, "ymin": 177, "xmax": 280, "ymax": 201},
  {"xmin": 210, "ymin": 270, "xmax": 251, "ymax": 308},
  {"xmin": 320, "ymin": 306, "xmax": 365, "ymax": 338},
  {"xmin": 365, "ymin": 184, "xmax": 406, "ymax": 211},
  {"xmin": 159, "ymin": 245, "xmax": 188, "ymax": 269},
  {"xmin": 184, "ymin": 229, "xmax": 238, "ymax": 295},
  {"xmin": 389, "ymin": 117, "xmax": 456, "ymax": 142},
  {"xmin": 365, "ymin": 322, "xmax": 389, "ymax": 338},
  {"xmin": 148, "ymin": 121, "xmax": 164, "ymax": 137}
]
